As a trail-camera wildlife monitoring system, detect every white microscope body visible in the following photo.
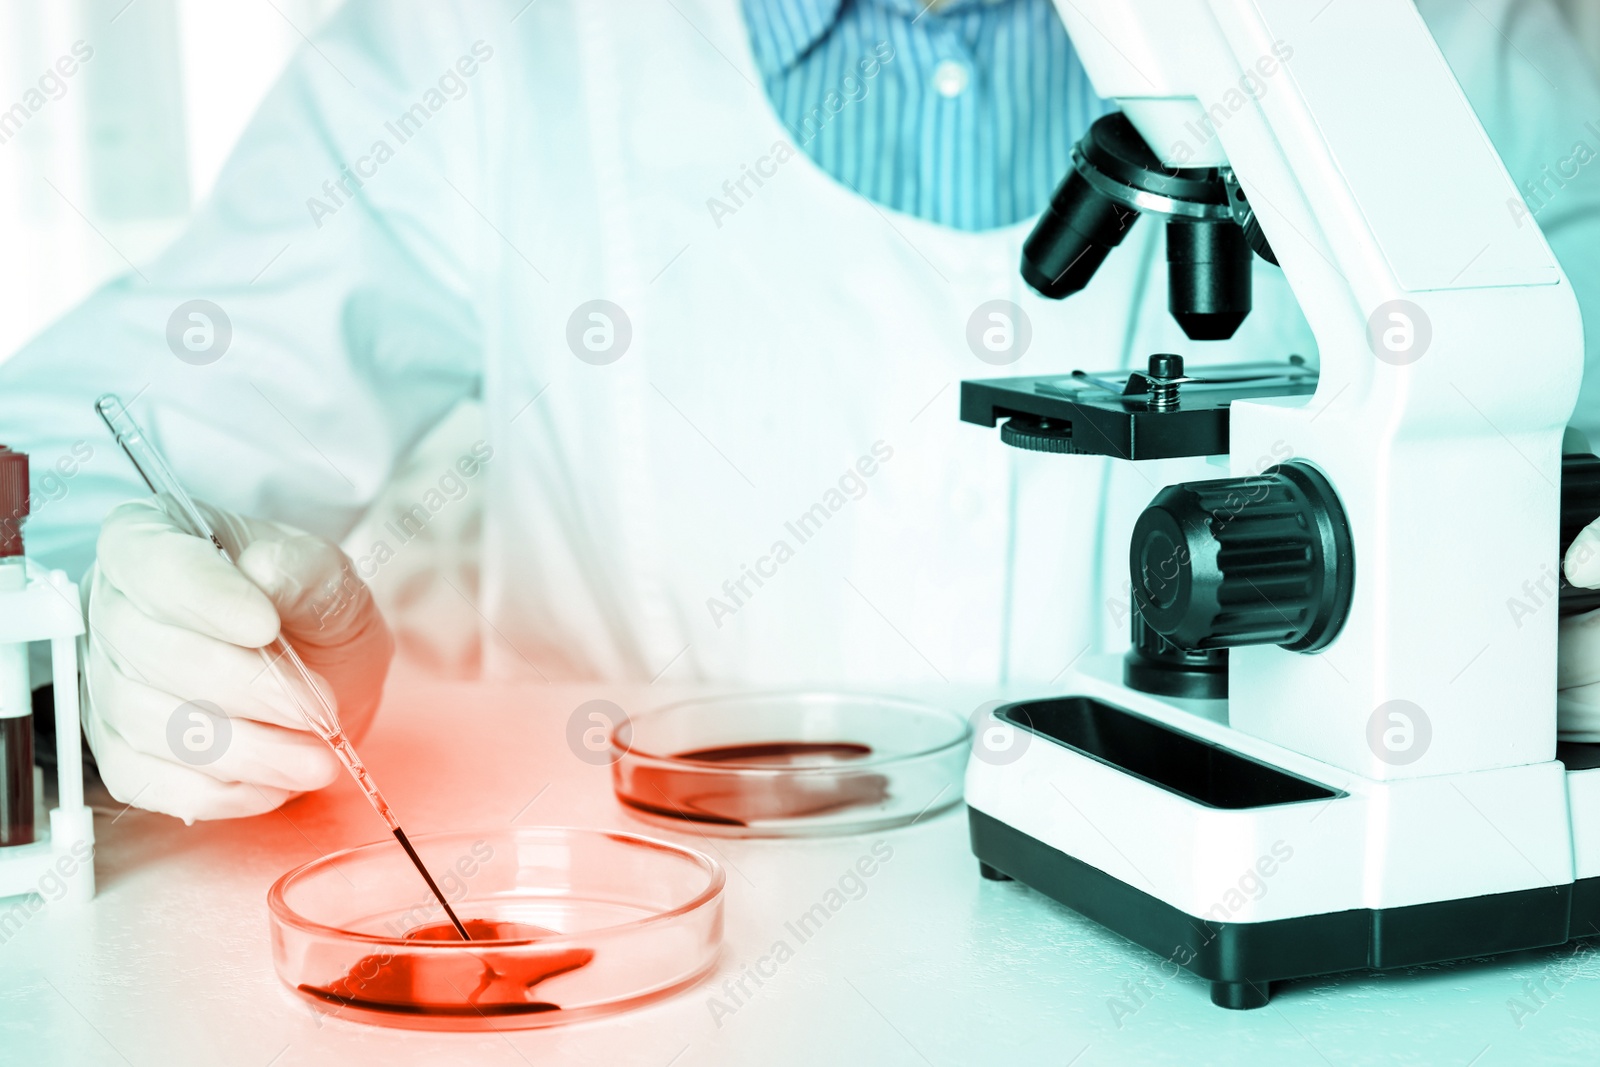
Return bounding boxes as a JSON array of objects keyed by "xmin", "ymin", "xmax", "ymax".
[{"xmin": 964, "ymin": 0, "xmax": 1587, "ymax": 1007}]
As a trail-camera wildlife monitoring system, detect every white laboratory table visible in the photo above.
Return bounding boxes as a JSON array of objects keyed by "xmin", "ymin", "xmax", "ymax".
[{"xmin": 4, "ymin": 677, "xmax": 1600, "ymax": 1067}]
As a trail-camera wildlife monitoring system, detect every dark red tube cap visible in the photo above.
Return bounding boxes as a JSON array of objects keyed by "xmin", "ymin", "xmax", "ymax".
[{"xmin": 0, "ymin": 447, "xmax": 28, "ymax": 558}]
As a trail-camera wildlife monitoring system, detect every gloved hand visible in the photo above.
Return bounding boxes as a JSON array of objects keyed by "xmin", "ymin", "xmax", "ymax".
[
  {"xmin": 83, "ymin": 499, "xmax": 394, "ymax": 822},
  {"xmin": 1560, "ymin": 519, "xmax": 1600, "ymax": 741}
]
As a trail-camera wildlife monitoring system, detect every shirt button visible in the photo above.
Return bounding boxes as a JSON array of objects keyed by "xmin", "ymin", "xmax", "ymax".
[{"xmin": 933, "ymin": 60, "xmax": 970, "ymax": 98}]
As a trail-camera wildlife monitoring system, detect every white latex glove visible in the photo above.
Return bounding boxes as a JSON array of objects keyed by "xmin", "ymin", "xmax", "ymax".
[
  {"xmin": 83, "ymin": 499, "xmax": 394, "ymax": 822},
  {"xmin": 1560, "ymin": 519, "xmax": 1600, "ymax": 741}
]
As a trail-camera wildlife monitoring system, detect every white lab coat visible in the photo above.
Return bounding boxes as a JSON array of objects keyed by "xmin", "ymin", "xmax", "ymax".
[{"xmin": 3, "ymin": 0, "xmax": 1599, "ymax": 685}]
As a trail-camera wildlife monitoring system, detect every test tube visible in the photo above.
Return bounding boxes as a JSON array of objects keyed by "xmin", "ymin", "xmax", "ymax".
[{"xmin": 0, "ymin": 447, "xmax": 33, "ymax": 847}]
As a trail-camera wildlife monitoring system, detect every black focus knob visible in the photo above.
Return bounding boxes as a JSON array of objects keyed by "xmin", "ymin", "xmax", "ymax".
[{"xmin": 1130, "ymin": 462, "xmax": 1354, "ymax": 652}]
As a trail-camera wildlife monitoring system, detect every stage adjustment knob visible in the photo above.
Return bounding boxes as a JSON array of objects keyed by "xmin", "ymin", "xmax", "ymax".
[
  {"xmin": 1130, "ymin": 461, "xmax": 1353, "ymax": 652},
  {"xmin": 999, "ymin": 414, "xmax": 1079, "ymax": 454}
]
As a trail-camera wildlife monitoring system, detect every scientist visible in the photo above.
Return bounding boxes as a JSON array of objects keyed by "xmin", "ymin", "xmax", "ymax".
[{"xmin": 3, "ymin": 0, "xmax": 1600, "ymax": 821}]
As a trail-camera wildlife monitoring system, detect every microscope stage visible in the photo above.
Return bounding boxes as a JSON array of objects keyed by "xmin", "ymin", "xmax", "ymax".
[{"xmin": 959, "ymin": 358, "xmax": 1316, "ymax": 460}]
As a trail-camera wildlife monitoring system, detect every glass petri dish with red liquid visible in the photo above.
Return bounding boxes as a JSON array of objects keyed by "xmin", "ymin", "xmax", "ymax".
[
  {"xmin": 611, "ymin": 692, "xmax": 970, "ymax": 837},
  {"xmin": 267, "ymin": 827, "xmax": 723, "ymax": 1030}
]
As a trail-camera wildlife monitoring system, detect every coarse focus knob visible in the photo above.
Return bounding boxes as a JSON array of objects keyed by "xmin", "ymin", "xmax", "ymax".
[{"xmin": 1130, "ymin": 462, "xmax": 1353, "ymax": 652}]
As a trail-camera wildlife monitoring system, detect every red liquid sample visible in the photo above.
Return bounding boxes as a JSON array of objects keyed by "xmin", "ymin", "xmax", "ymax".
[
  {"xmin": 403, "ymin": 919, "xmax": 548, "ymax": 942},
  {"xmin": 620, "ymin": 740, "xmax": 889, "ymax": 826},
  {"xmin": 0, "ymin": 714, "xmax": 34, "ymax": 847},
  {"xmin": 299, "ymin": 919, "xmax": 594, "ymax": 1017},
  {"xmin": 675, "ymin": 741, "xmax": 873, "ymax": 765}
]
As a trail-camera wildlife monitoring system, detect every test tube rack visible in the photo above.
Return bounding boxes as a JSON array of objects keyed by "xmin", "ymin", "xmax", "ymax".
[{"xmin": 0, "ymin": 563, "xmax": 94, "ymax": 904}]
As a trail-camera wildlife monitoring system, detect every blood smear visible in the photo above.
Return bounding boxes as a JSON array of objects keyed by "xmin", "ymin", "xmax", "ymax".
[
  {"xmin": 299, "ymin": 919, "xmax": 593, "ymax": 1017},
  {"xmin": 621, "ymin": 740, "xmax": 889, "ymax": 826}
]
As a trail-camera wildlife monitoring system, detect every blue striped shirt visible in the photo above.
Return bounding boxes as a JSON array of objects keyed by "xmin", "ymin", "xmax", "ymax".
[{"xmin": 743, "ymin": 0, "xmax": 1108, "ymax": 231}]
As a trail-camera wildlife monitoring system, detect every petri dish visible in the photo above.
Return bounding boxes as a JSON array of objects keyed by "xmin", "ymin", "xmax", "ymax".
[
  {"xmin": 267, "ymin": 827, "xmax": 723, "ymax": 1030},
  {"xmin": 611, "ymin": 691, "xmax": 970, "ymax": 837}
]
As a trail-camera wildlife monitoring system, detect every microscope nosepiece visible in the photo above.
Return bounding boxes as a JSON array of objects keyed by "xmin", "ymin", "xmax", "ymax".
[{"xmin": 1022, "ymin": 111, "xmax": 1267, "ymax": 338}]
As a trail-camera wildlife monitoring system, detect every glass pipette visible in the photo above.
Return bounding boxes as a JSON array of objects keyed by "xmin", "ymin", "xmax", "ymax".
[{"xmin": 95, "ymin": 394, "xmax": 471, "ymax": 941}]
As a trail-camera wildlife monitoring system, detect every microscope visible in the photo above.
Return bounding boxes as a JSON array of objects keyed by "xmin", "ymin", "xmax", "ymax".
[{"xmin": 962, "ymin": 0, "xmax": 1600, "ymax": 1008}]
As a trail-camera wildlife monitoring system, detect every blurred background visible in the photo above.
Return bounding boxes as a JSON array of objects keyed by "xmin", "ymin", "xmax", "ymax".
[
  {"xmin": 2, "ymin": 0, "xmax": 1598, "ymax": 677},
  {"xmin": 0, "ymin": 1, "xmax": 343, "ymax": 356},
  {"xmin": 0, "ymin": 0, "xmax": 490, "ymax": 677}
]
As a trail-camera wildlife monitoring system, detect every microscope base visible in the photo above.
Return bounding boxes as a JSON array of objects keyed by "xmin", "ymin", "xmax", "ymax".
[{"xmin": 970, "ymin": 806, "xmax": 1600, "ymax": 1008}]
